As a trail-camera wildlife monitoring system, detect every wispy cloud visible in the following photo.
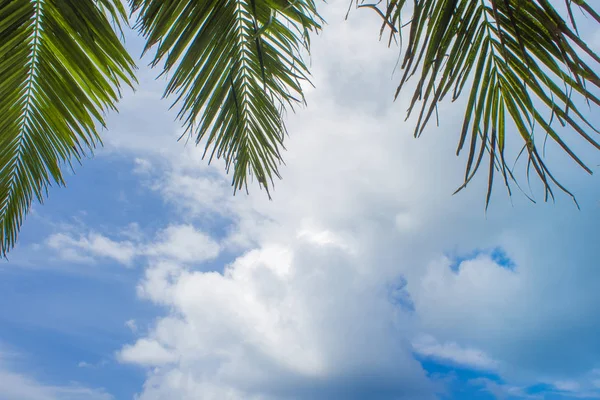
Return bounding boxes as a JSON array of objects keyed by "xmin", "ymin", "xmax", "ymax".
[
  {"xmin": 469, "ymin": 378, "xmax": 541, "ymax": 400},
  {"xmin": 0, "ymin": 353, "xmax": 112, "ymax": 400},
  {"xmin": 0, "ymin": 370, "xmax": 112, "ymax": 400},
  {"xmin": 46, "ymin": 232, "xmax": 137, "ymax": 266},
  {"xmin": 44, "ymin": 224, "xmax": 220, "ymax": 267},
  {"xmin": 413, "ymin": 335, "xmax": 498, "ymax": 371}
]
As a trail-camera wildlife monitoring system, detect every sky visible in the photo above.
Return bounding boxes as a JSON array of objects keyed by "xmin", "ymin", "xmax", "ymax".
[{"xmin": 2, "ymin": 2, "xmax": 600, "ymax": 400}]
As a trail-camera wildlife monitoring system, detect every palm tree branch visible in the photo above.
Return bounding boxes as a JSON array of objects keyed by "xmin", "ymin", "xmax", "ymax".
[
  {"xmin": 0, "ymin": 0, "xmax": 136, "ymax": 256},
  {"xmin": 131, "ymin": 0, "xmax": 322, "ymax": 196},
  {"xmin": 357, "ymin": 0, "xmax": 600, "ymax": 206}
]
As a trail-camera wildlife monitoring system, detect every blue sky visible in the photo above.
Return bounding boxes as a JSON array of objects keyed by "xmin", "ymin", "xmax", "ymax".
[{"xmin": 2, "ymin": 2, "xmax": 600, "ymax": 400}]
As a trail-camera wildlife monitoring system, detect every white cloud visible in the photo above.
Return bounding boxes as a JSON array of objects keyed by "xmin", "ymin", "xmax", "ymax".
[
  {"xmin": 75, "ymin": 359, "xmax": 107, "ymax": 370},
  {"xmin": 0, "ymin": 371, "xmax": 112, "ymax": 400},
  {"xmin": 91, "ymin": 1, "xmax": 600, "ymax": 398},
  {"xmin": 133, "ymin": 158, "xmax": 153, "ymax": 174},
  {"xmin": 296, "ymin": 222, "xmax": 354, "ymax": 253},
  {"xmin": 119, "ymin": 339, "xmax": 177, "ymax": 367},
  {"xmin": 410, "ymin": 254, "xmax": 524, "ymax": 343},
  {"xmin": 553, "ymin": 380, "xmax": 581, "ymax": 392},
  {"xmin": 44, "ymin": 224, "xmax": 220, "ymax": 267},
  {"xmin": 592, "ymin": 370, "xmax": 600, "ymax": 389},
  {"xmin": 120, "ymin": 222, "xmax": 145, "ymax": 242},
  {"xmin": 144, "ymin": 225, "xmax": 220, "ymax": 264},
  {"xmin": 536, "ymin": 370, "xmax": 600, "ymax": 399},
  {"xmin": 412, "ymin": 335, "xmax": 498, "ymax": 371},
  {"xmin": 120, "ymin": 240, "xmax": 435, "ymax": 399},
  {"xmin": 46, "ymin": 232, "xmax": 137, "ymax": 266},
  {"xmin": 0, "ymin": 355, "xmax": 111, "ymax": 400},
  {"xmin": 125, "ymin": 319, "xmax": 138, "ymax": 333},
  {"xmin": 469, "ymin": 378, "xmax": 541, "ymax": 400}
]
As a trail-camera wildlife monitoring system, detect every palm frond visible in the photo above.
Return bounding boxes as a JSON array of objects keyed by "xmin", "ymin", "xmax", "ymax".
[
  {"xmin": 130, "ymin": 0, "xmax": 322, "ymax": 196},
  {"xmin": 356, "ymin": 0, "xmax": 600, "ymax": 207},
  {"xmin": 0, "ymin": 0, "xmax": 136, "ymax": 256}
]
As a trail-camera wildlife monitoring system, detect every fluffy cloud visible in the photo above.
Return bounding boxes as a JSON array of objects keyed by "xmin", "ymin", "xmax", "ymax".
[
  {"xmin": 144, "ymin": 224, "xmax": 220, "ymax": 264},
  {"xmin": 93, "ymin": 1, "xmax": 600, "ymax": 399},
  {"xmin": 120, "ymin": 240, "xmax": 436, "ymax": 400}
]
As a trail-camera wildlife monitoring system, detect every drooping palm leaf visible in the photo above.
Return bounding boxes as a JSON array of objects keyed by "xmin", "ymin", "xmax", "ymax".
[
  {"xmin": 0, "ymin": 0, "xmax": 136, "ymax": 256},
  {"xmin": 129, "ymin": 0, "xmax": 322, "ymax": 195},
  {"xmin": 355, "ymin": 0, "xmax": 600, "ymax": 207}
]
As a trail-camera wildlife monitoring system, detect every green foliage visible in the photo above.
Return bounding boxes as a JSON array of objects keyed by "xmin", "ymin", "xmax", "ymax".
[
  {"xmin": 129, "ymin": 0, "xmax": 321, "ymax": 195},
  {"xmin": 0, "ymin": 0, "xmax": 136, "ymax": 256},
  {"xmin": 0, "ymin": 0, "xmax": 599, "ymax": 256},
  {"xmin": 355, "ymin": 0, "xmax": 600, "ymax": 207}
]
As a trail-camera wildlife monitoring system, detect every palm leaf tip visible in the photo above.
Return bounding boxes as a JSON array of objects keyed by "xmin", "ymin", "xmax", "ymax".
[
  {"xmin": 131, "ymin": 0, "xmax": 322, "ymax": 196},
  {"xmin": 359, "ymin": 0, "xmax": 600, "ymax": 206},
  {"xmin": 0, "ymin": 0, "xmax": 136, "ymax": 257}
]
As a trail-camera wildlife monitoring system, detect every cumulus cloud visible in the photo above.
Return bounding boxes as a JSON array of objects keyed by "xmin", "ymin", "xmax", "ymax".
[
  {"xmin": 119, "ymin": 240, "xmax": 435, "ymax": 400},
  {"xmin": 91, "ymin": 1, "xmax": 600, "ymax": 399}
]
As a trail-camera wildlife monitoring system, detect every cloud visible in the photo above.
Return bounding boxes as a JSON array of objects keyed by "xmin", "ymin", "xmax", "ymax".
[
  {"xmin": 125, "ymin": 319, "xmax": 138, "ymax": 333},
  {"xmin": 410, "ymin": 254, "xmax": 524, "ymax": 344},
  {"xmin": 89, "ymin": 1, "xmax": 600, "ymax": 399},
  {"xmin": 76, "ymin": 359, "xmax": 108, "ymax": 370},
  {"xmin": 0, "ymin": 370, "xmax": 112, "ymax": 400},
  {"xmin": 409, "ymin": 235, "xmax": 600, "ymax": 381},
  {"xmin": 0, "ymin": 353, "xmax": 112, "ymax": 400},
  {"xmin": 44, "ymin": 224, "xmax": 220, "ymax": 267},
  {"xmin": 119, "ymin": 240, "xmax": 435, "ymax": 400},
  {"xmin": 470, "ymin": 376, "xmax": 600, "ymax": 400},
  {"xmin": 143, "ymin": 224, "xmax": 220, "ymax": 264},
  {"xmin": 553, "ymin": 380, "xmax": 582, "ymax": 392},
  {"xmin": 45, "ymin": 232, "xmax": 137, "ymax": 266},
  {"xmin": 541, "ymin": 370, "xmax": 600, "ymax": 399},
  {"xmin": 133, "ymin": 158, "xmax": 153, "ymax": 174},
  {"xmin": 412, "ymin": 335, "xmax": 498, "ymax": 371},
  {"xmin": 119, "ymin": 339, "xmax": 177, "ymax": 367},
  {"xmin": 468, "ymin": 378, "xmax": 541, "ymax": 400}
]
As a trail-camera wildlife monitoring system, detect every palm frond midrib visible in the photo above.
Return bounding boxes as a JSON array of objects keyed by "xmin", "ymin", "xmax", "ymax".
[{"xmin": 1, "ymin": 0, "xmax": 46, "ymax": 222}]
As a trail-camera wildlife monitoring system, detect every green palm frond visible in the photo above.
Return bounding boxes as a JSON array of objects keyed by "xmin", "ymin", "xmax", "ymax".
[
  {"xmin": 129, "ymin": 0, "xmax": 322, "ymax": 196},
  {"xmin": 0, "ymin": 0, "xmax": 136, "ymax": 256},
  {"xmin": 356, "ymin": 0, "xmax": 600, "ymax": 207}
]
